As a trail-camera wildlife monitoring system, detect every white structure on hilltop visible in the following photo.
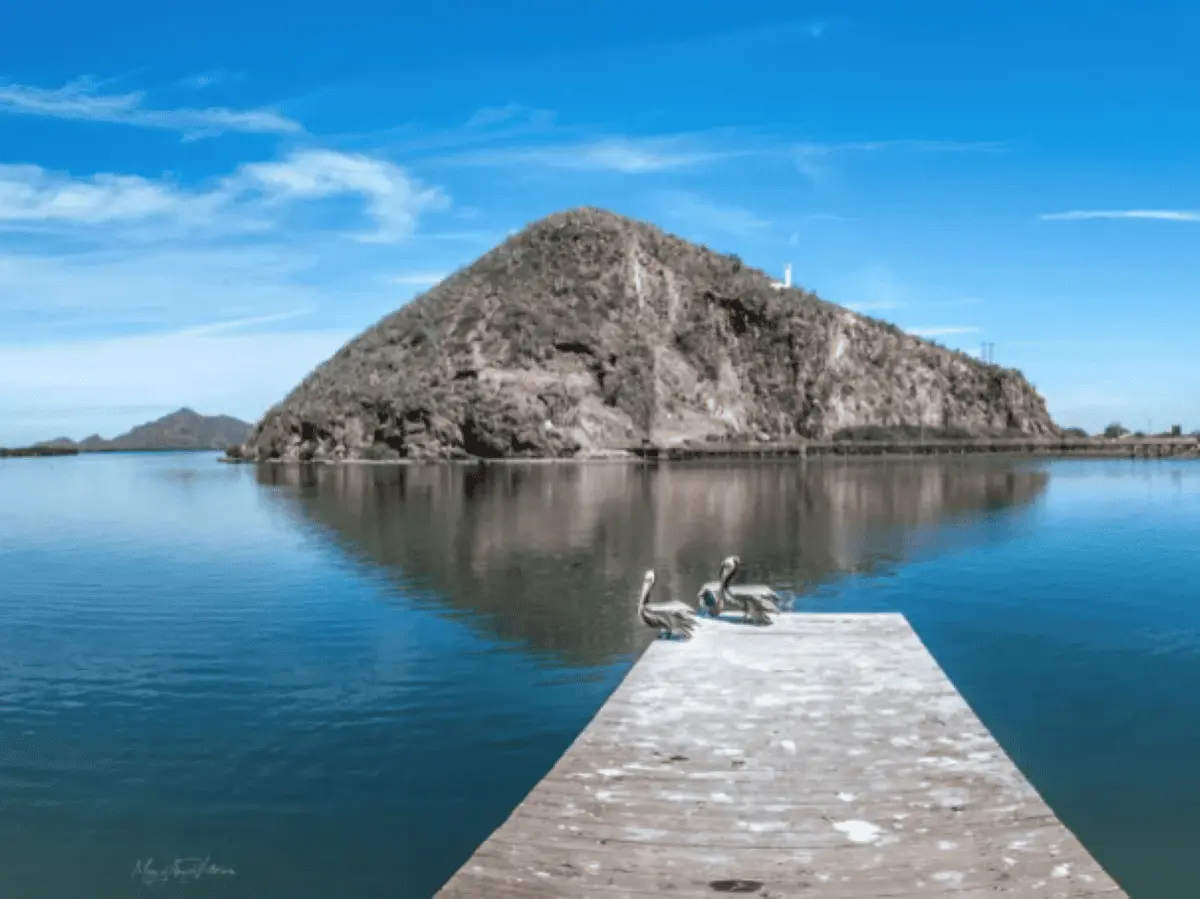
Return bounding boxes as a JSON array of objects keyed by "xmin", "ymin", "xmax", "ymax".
[{"xmin": 770, "ymin": 263, "xmax": 793, "ymax": 290}]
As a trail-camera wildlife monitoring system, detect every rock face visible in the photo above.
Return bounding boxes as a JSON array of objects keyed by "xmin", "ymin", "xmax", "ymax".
[{"xmin": 233, "ymin": 208, "xmax": 1058, "ymax": 462}]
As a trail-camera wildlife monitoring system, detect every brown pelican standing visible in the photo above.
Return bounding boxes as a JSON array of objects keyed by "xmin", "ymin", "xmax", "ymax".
[
  {"xmin": 698, "ymin": 555, "xmax": 779, "ymax": 625},
  {"xmin": 639, "ymin": 570, "xmax": 698, "ymax": 639}
]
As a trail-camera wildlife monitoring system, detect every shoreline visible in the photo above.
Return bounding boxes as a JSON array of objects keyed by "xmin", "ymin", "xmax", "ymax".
[
  {"xmin": 2, "ymin": 447, "xmax": 227, "ymax": 459},
  {"xmin": 219, "ymin": 436, "xmax": 1200, "ymax": 466}
]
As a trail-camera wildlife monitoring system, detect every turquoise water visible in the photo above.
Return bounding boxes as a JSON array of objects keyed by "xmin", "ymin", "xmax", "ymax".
[{"xmin": 1, "ymin": 453, "xmax": 1197, "ymax": 897}]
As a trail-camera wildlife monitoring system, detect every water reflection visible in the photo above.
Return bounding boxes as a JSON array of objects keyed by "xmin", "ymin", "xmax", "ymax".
[{"xmin": 258, "ymin": 459, "xmax": 1048, "ymax": 665}]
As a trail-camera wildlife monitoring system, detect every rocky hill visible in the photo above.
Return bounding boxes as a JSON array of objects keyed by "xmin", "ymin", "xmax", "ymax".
[
  {"xmin": 230, "ymin": 208, "xmax": 1058, "ymax": 462},
  {"xmin": 40, "ymin": 408, "xmax": 253, "ymax": 452}
]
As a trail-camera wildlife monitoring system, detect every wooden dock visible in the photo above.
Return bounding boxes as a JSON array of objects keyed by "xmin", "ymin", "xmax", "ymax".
[
  {"xmin": 435, "ymin": 614, "xmax": 1126, "ymax": 897},
  {"xmin": 626, "ymin": 436, "xmax": 1199, "ymax": 462}
]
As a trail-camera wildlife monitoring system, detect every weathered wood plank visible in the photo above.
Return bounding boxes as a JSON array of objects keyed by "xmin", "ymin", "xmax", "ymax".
[{"xmin": 435, "ymin": 614, "xmax": 1127, "ymax": 897}]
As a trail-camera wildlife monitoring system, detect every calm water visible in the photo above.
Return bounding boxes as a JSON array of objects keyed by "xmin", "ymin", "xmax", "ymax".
[{"xmin": 2, "ymin": 453, "xmax": 1199, "ymax": 897}]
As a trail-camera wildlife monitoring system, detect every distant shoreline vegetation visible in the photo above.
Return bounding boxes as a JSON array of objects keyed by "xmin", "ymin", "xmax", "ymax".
[
  {"xmin": 831, "ymin": 424, "xmax": 1012, "ymax": 441},
  {"xmin": 222, "ymin": 427, "xmax": 1200, "ymax": 465},
  {"xmin": 0, "ymin": 446, "xmax": 231, "ymax": 459},
  {"xmin": 0, "ymin": 445, "xmax": 80, "ymax": 458},
  {"xmin": 829, "ymin": 424, "xmax": 1199, "ymax": 442}
]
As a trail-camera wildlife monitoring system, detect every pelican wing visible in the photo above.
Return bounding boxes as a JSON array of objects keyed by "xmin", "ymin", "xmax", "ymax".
[
  {"xmin": 739, "ymin": 590, "xmax": 779, "ymax": 621},
  {"xmin": 642, "ymin": 603, "xmax": 697, "ymax": 637},
  {"xmin": 697, "ymin": 582, "xmax": 780, "ymax": 607},
  {"xmin": 653, "ymin": 598, "xmax": 696, "ymax": 615}
]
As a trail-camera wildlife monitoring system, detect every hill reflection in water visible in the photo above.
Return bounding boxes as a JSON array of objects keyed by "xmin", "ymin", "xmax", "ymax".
[{"xmin": 257, "ymin": 459, "xmax": 1049, "ymax": 666}]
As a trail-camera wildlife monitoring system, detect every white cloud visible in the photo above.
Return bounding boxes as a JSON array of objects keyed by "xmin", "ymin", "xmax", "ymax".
[
  {"xmin": 0, "ymin": 234, "xmax": 447, "ymax": 350},
  {"xmin": 460, "ymin": 103, "xmax": 550, "ymax": 131},
  {"xmin": 0, "ymin": 164, "xmax": 193, "ymax": 225},
  {"xmin": 837, "ymin": 139, "xmax": 1008, "ymax": 153},
  {"xmin": 437, "ymin": 136, "xmax": 747, "ymax": 173},
  {"xmin": 178, "ymin": 69, "xmax": 240, "ymax": 90},
  {"xmin": 232, "ymin": 150, "xmax": 449, "ymax": 242},
  {"xmin": 656, "ymin": 190, "xmax": 769, "ymax": 236},
  {"xmin": 904, "ymin": 325, "xmax": 980, "ymax": 337},
  {"xmin": 0, "ymin": 149, "xmax": 448, "ymax": 242},
  {"xmin": 0, "ymin": 246, "xmax": 321, "ymax": 340},
  {"xmin": 389, "ymin": 272, "xmax": 448, "ymax": 287},
  {"xmin": 0, "ymin": 77, "xmax": 301, "ymax": 138},
  {"xmin": 172, "ymin": 310, "xmax": 312, "ymax": 337},
  {"xmin": 794, "ymin": 145, "xmax": 832, "ymax": 184},
  {"xmin": 334, "ymin": 103, "xmax": 564, "ymax": 158},
  {"xmin": 793, "ymin": 139, "xmax": 1008, "ymax": 184},
  {"xmin": 653, "ymin": 19, "xmax": 829, "ymax": 56},
  {"xmin": 1039, "ymin": 209, "xmax": 1200, "ymax": 222}
]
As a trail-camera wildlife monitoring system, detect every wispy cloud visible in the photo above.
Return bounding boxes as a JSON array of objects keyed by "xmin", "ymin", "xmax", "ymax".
[
  {"xmin": 171, "ymin": 310, "xmax": 311, "ymax": 338},
  {"xmin": 656, "ymin": 190, "xmax": 770, "ymax": 236},
  {"xmin": 0, "ymin": 245, "xmax": 335, "ymax": 340},
  {"xmin": 646, "ymin": 19, "xmax": 828, "ymax": 57},
  {"xmin": 334, "ymin": 103, "xmax": 565, "ymax": 157},
  {"xmin": 436, "ymin": 134, "xmax": 751, "ymax": 173},
  {"xmin": 0, "ymin": 149, "xmax": 448, "ymax": 242},
  {"xmin": 0, "ymin": 164, "xmax": 199, "ymax": 226},
  {"xmin": 460, "ymin": 103, "xmax": 552, "ymax": 132},
  {"xmin": 389, "ymin": 272, "xmax": 448, "ymax": 287},
  {"xmin": 233, "ymin": 150, "xmax": 449, "ymax": 242},
  {"xmin": 904, "ymin": 325, "xmax": 981, "ymax": 337},
  {"xmin": 847, "ymin": 301, "xmax": 906, "ymax": 312},
  {"xmin": 177, "ymin": 69, "xmax": 240, "ymax": 90},
  {"xmin": 793, "ymin": 139, "xmax": 1008, "ymax": 184},
  {"xmin": 703, "ymin": 19, "xmax": 827, "ymax": 48},
  {"xmin": 1039, "ymin": 209, "xmax": 1200, "ymax": 222},
  {"xmin": 0, "ymin": 77, "xmax": 300, "ymax": 138},
  {"xmin": 823, "ymin": 139, "xmax": 1009, "ymax": 153}
]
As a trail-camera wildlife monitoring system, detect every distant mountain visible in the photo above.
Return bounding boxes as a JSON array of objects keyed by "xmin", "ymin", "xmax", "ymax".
[{"xmin": 37, "ymin": 408, "xmax": 254, "ymax": 453}]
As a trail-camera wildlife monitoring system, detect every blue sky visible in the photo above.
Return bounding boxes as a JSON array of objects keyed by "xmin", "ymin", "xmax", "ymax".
[{"xmin": 1, "ymin": 0, "xmax": 1198, "ymax": 444}]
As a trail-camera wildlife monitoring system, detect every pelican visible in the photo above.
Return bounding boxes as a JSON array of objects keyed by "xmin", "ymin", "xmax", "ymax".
[
  {"xmin": 639, "ymin": 570, "xmax": 698, "ymax": 639},
  {"xmin": 698, "ymin": 555, "xmax": 779, "ymax": 625}
]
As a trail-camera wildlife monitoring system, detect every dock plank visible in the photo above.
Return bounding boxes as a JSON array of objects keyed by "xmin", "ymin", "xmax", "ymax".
[{"xmin": 435, "ymin": 614, "xmax": 1126, "ymax": 897}]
